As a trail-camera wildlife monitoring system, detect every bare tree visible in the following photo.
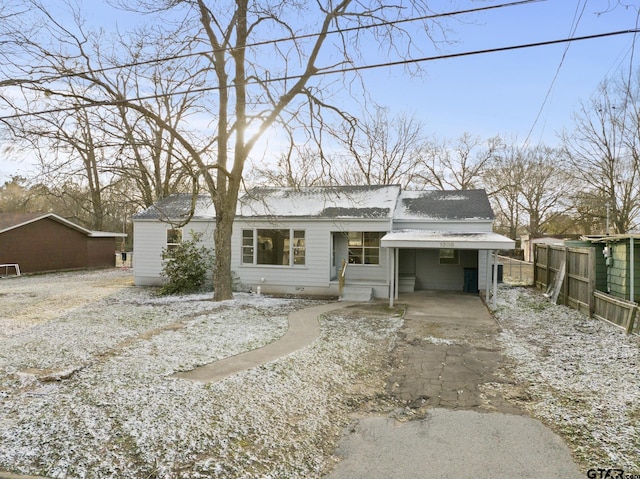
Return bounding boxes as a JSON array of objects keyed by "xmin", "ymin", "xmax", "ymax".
[
  {"xmin": 483, "ymin": 143, "xmax": 523, "ymax": 239},
  {"xmin": 1, "ymin": 0, "xmax": 449, "ymax": 300},
  {"xmin": 3, "ymin": 88, "xmax": 114, "ymax": 229},
  {"xmin": 517, "ymin": 145, "xmax": 571, "ymax": 237},
  {"xmin": 484, "ymin": 142, "xmax": 572, "ymax": 239},
  {"xmin": 1, "ymin": 14, "xmax": 205, "ymax": 224},
  {"xmin": 562, "ymin": 76, "xmax": 640, "ymax": 234},
  {"xmin": 247, "ymin": 145, "xmax": 333, "ymax": 190},
  {"xmin": 104, "ymin": 30, "xmax": 206, "ymax": 208},
  {"xmin": 0, "ymin": 176, "xmax": 42, "ymax": 212},
  {"xmin": 416, "ymin": 133, "xmax": 499, "ymax": 190},
  {"xmin": 333, "ymin": 106, "xmax": 427, "ymax": 187}
]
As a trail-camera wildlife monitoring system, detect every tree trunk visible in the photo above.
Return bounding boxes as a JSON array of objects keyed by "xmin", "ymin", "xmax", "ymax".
[{"xmin": 213, "ymin": 210, "xmax": 234, "ymax": 301}]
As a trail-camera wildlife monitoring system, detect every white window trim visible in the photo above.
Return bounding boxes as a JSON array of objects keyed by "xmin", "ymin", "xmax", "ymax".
[
  {"xmin": 348, "ymin": 231, "xmax": 383, "ymax": 266},
  {"xmin": 241, "ymin": 228, "xmax": 306, "ymax": 267}
]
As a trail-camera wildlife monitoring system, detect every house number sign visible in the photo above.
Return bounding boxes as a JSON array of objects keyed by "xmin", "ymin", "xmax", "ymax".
[{"xmin": 439, "ymin": 242, "xmax": 454, "ymax": 248}]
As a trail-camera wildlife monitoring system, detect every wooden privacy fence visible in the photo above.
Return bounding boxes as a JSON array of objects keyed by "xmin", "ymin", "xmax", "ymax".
[
  {"xmin": 593, "ymin": 291, "xmax": 638, "ymax": 334},
  {"xmin": 534, "ymin": 245, "xmax": 595, "ymax": 315},
  {"xmin": 534, "ymin": 244, "xmax": 638, "ymax": 335}
]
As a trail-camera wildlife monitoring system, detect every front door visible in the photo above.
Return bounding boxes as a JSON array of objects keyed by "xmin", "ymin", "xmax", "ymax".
[{"xmin": 331, "ymin": 232, "xmax": 349, "ymax": 280}]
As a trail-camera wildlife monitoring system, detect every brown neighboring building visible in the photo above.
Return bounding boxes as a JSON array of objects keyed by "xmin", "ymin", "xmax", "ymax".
[{"xmin": 0, "ymin": 213, "xmax": 126, "ymax": 274}]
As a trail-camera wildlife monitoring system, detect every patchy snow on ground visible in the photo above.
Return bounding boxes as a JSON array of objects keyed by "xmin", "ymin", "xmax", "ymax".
[
  {"xmin": 493, "ymin": 286, "xmax": 640, "ymax": 471},
  {"xmin": 5, "ymin": 271, "xmax": 637, "ymax": 476},
  {"xmin": 0, "ymin": 270, "xmax": 402, "ymax": 478}
]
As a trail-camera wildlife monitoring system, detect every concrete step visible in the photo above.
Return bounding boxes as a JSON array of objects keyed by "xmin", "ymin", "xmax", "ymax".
[{"xmin": 340, "ymin": 286, "xmax": 373, "ymax": 302}]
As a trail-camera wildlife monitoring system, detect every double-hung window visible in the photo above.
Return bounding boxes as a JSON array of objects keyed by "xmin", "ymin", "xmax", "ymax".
[
  {"xmin": 242, "ymin": 229, "xmax": 306, "ymax": 266},
  {"xmin": 166, "ymin": 228, "xmax": 182, "ymax": 251},
  {"xmin": 348, "ymin": 232, "xmax": 382, "ymax": 265}
]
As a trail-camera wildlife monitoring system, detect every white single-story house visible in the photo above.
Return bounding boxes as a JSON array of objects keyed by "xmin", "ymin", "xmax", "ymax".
[{"xmin": 132, "ymin": 186, "xmax": 515, "ymax": 305}]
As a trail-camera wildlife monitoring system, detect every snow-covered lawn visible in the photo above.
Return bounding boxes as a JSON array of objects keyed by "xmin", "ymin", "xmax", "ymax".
[
  {"xmin": 2, "ymin": 271, "xmax": 639, "ymax": 477},
  {"xmin": 493, "ymin": 286, "xmax": 640, "ymax": 472},
  {"xmin": 0, "ymin": 269, "xmax": 403, "ymax": 478}
]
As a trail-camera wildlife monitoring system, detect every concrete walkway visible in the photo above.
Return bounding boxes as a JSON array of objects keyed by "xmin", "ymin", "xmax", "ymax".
[{"xmin": 173, "ymin": 301, "xmax": 351, "ymax": 382}]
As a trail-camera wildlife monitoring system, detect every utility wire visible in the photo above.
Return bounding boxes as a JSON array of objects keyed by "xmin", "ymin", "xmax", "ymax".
[
  {"xmin": 523, "ymin": 0, "xmax": 588, "ymax": 146},
  {"xmin": 1, "ymin": 0, "xmax": 545, "ymax": 87},
  {"xmin": 1, "ymin": 28, "xmax": 638, "ymax": 121},
  {"xmin": 617, "ymin": 6, "xmax": 640, "ymax": 157}
]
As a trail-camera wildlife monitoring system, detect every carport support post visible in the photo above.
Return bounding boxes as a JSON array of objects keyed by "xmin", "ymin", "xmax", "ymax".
[
  {"xmin": 631, "ymin": 236, "xmax": 635, "ymax": 303},
  {"xmin": 387, "ymin": 248, "xmax": 400, "ymax": 308},
  {"xmin": 395, "ymin": 248, "xmax": 400, "ymax": 300},
  {"xmin": 389, "ymin": 247, "xmax": 395, "ymax": 308},
  {"xmin": 485, "ymin": 250, "xmax": 491, "ymax": 304},
  {"xmin": 387, "ymin": 248, "xmax": 395, "ymax": 308},
  {"xmin": 492, "ymin": 251, "xmax": 498, "ymax": 309}
]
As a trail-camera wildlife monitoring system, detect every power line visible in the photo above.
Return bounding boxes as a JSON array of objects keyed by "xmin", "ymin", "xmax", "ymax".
[
  {"xmin": 1, "ymin": 28, "xmax": 638, "ymax": 121},
  {"xmin": 618, "ymin": 6, "xmax": 640, "ymax": 157},
  {"xmin": 523, "ymin": 0, "xmax": 588, "ymax": 146},
  {"xmin": 1, "ymin": 0, "xmax": 545, "ymax": 86}
]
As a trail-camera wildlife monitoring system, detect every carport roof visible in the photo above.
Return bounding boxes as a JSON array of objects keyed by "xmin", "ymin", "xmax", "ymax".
[{"xmin": 381, "ymin": 230, "xmax": 515, "ymax": 250}]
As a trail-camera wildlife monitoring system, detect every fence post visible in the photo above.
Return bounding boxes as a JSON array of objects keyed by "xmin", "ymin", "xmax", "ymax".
[
  {"xmin": 533, "ymin": 247, "xmax": 536, "ymax": 285},
  {"xmin": 626, "ymin": 308, "xmax": 637, "ymax": 334},
  {"xmin": 545, "ymin": 245, "xmax": 551, "ymax": 291},
  {"xmin": 588, "ymin": 247, "xmax": 596, "ymax": 317},
  {"xmin": 563, "ymin": 246, "xmax": 569, "ymax": 306}
]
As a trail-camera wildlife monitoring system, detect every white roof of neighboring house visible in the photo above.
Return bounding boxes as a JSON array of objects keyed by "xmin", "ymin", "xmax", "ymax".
[{"xmin": 527, "ymin": 237, "xmax": 564, "ymax": 244}]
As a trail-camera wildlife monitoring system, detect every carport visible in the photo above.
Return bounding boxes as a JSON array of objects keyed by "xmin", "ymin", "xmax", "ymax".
[{"xmin": 382, "ymin": 230, "xmax": 516, "ymax": 308}]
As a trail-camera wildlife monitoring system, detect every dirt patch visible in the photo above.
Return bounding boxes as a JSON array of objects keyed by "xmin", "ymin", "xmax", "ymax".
[{"xmin": 0, "ymin": 270, "xmax": 133, "ymax": 337}]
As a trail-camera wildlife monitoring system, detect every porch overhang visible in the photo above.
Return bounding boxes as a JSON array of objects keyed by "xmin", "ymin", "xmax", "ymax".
[{"xmin": 381, "ymin": 230, "xmax": 515, "ymax": 250}]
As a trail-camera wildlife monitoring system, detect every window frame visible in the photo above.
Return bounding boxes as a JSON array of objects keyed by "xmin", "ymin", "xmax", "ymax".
[
  {"xmin": 241, "ymin": 228, "xmax": 306, "ymax": 267},
  {"xmin": 439, "ymin": 248, "xmax": 459, "ymax": 265},
  {"xmin": 166, "ymin": 227, "xmax": 182, "ymax": 251},
  {"xmin": 348, "ymin": 231, "xmax": 382, "ymax": 265}
]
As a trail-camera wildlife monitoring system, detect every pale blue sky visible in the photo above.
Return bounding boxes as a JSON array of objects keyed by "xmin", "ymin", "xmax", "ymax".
[
  {"xmin": 365, "ymin": 0, "xmax": 639, "ymax": 146},
  {"xmin": 1, "ymin": 0, "xmax": 639, "ymax": 182}
]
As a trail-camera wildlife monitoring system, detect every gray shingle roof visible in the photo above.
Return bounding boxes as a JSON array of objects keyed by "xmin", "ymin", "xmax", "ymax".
[
  {"xmin": 133, "ymin": 188, "xmax": 494, "ymax": 222},
  {"xmin": 237, "ymin": 185, "xmax": 401, "ymax": 219},
  {"xmin": 395, "ymin": 189, "xmax": 494, "ymax": 221},
  {"xmin": 133, "ymin": 194, "xmax": 214, "ymax": 220}
]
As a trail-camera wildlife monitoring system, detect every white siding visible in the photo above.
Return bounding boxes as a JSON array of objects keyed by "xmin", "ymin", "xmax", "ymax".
[
  {"xmin": 134, "ymin": 213, "xmax": 496, "ymax": 296},
  {"xmin": 186, "ymin": 222, "xmax": 216, "ymax": 249},
  {"xmin": 478, "ymin": 250, "xmax": 490, "ymax": 291},
  {"xmin": 133, "ymin": 219, "xmax": 215, "ymax": 286},
  {"xmin": 397, "ymin": 248, "xmax": 479, "ymax": 292},
  {"xmin": 232, "ymin": 218, "xmax": 390, "ymax": 295},
  {"xmin": 133, "ymin": 221, "xmax": 167, "ymax": 286},
  {"xmin": 393, "ymin": 219, "xmax": 494, "ymax": 232}
]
